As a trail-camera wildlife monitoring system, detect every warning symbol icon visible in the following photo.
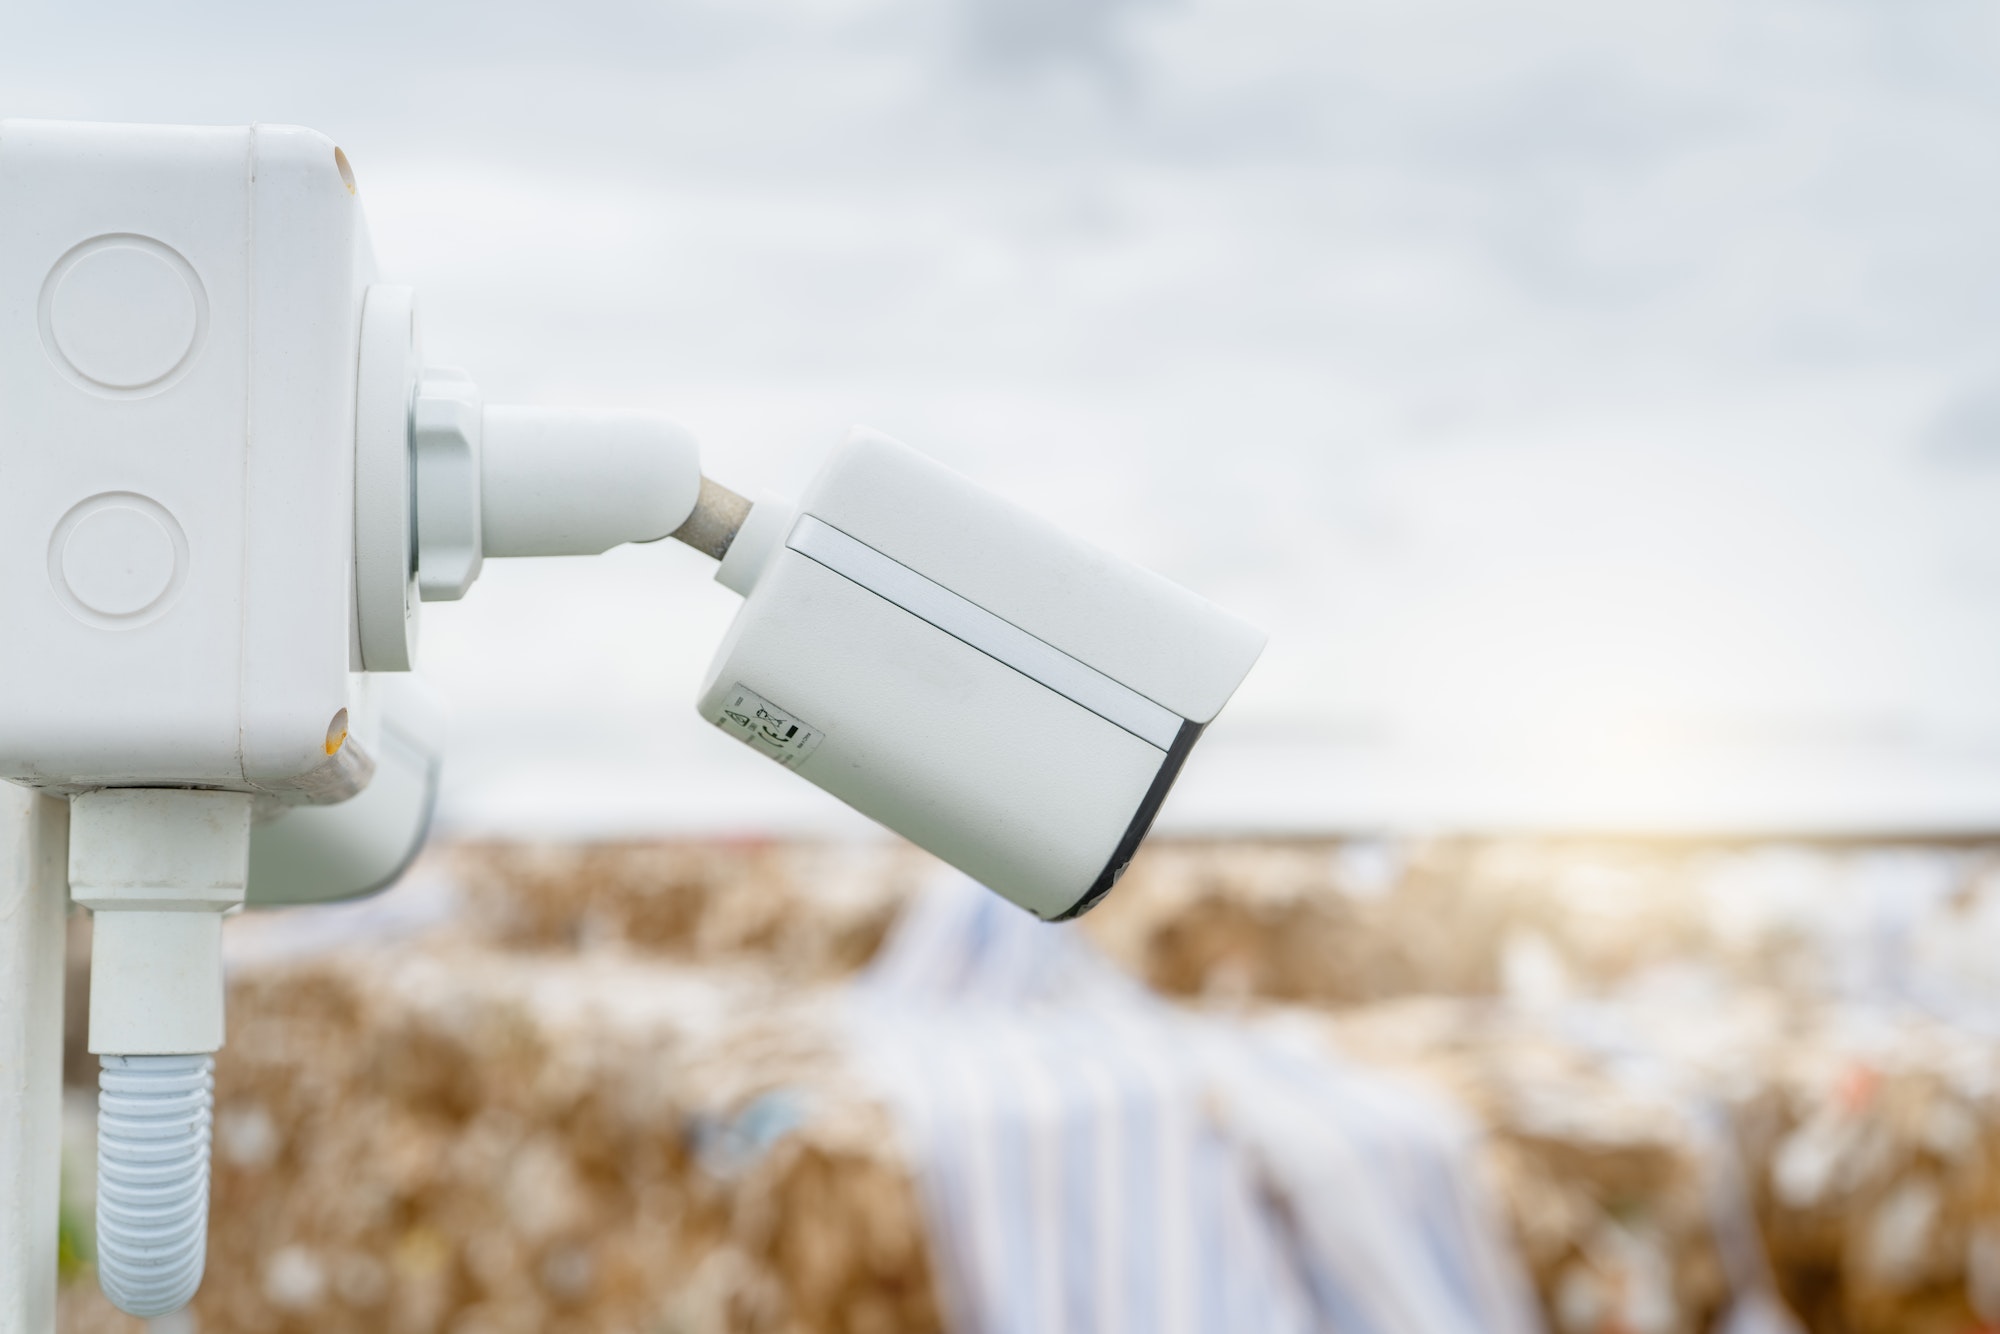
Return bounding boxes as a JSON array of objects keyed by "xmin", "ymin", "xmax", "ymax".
[{"xmin": 709, "ymin": 684, "xmax": 825, "ymax": 769}]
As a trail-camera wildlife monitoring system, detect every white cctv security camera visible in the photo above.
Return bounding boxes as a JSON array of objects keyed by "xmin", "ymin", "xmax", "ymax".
[
  {"xmin": 0, "ymin": 118, "xmax": 1263, "ymax": 1317},
  {"xmin": 700, "ymin": 428, "xmax": 1264, "ymax": 920}
]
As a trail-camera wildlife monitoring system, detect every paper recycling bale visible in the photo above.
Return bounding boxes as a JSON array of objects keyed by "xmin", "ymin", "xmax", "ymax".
[
  {"xmin": 1084, "ymin": 840, "xmax": 1724, "ymax": 1003},
  {"xmin": 52, "ymin": 844, "xmax": 944, "ymax": 1334},
  {"xmin": 445, "ymin": 839, "xmax": 933, "ymax": 977},
  {"xmin": 1735, "ymin": 1011, "xmax": 2000, "ymax": 1334},
  {"xmin": 1321, "ymin": 998, "xmax": 1734, "ymax": 1334},
  {"xmin": 53, "ymin": 836, "xmax": 2000, "ymax": 1334}
]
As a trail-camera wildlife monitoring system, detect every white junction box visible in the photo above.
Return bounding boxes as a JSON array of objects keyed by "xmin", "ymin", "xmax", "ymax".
[
  {"xmin": 0, "ymin": 120, "xmax": 372, "ymax": 798},
  {"xmin": 700, "ymin": 429, "xmax": 1266, "ymax": 920}
]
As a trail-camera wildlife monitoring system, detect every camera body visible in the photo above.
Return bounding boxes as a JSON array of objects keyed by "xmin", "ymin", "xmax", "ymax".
[{"xmin": 700, "ymin": 430, "xmax": 1265, "ymax": 919}]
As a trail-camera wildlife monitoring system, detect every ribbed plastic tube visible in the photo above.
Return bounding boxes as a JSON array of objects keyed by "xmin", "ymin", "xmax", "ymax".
[{"xmin": 95, "ymin": 1054, "xmax": 214, "ymax": 1318}]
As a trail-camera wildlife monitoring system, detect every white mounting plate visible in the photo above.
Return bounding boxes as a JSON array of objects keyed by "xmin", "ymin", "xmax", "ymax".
[{"xmin": 354, "ymin": 284, "xmax": 420, "ymax": 672}]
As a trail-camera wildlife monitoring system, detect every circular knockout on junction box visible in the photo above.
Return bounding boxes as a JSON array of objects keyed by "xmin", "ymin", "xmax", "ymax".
[
  {"xmin": 39, "ymin": 235, "xmax": 208, "ymax": 397},
  {"xmin": 47, "ymin": 493, "xmax": 189, "ymax": 629}
]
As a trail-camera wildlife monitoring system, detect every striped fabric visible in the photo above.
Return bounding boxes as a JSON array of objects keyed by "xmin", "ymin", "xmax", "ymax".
[{"xmin": 846, "ymin": 876, "xmax": 1544, "ymax": 1334}]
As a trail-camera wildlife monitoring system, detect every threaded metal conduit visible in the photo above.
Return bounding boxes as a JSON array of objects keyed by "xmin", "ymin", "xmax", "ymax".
[{"xmin": 667, "ymin": 476, "xmax": 751, "ymax": 560}]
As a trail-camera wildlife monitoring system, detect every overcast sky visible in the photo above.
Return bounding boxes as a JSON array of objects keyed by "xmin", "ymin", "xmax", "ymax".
[{"xmin": 12, "ymin": 0, "xmax": 2000, "ymax": 833}]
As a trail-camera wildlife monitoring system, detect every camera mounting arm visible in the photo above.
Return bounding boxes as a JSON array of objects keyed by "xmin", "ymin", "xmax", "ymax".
[{"xmin": 351, "ymin": 285, "xmax": 726, "ymax": 671}]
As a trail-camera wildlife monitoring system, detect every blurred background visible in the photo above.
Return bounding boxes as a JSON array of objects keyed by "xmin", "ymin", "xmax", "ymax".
[{"xmin": 15, "ymin": 1, "xmax": 2000, "ymax": 1332}]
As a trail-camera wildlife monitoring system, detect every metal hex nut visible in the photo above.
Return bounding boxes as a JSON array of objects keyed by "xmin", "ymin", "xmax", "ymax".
[{"xmin": 412, "ymin": 367, "xmax": 484, "ymax": 601}]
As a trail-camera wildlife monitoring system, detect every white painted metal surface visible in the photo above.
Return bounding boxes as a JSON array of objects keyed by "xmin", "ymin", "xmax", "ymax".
[
  {"xmin": 788, "ymin": 514, "xmax": 1184, "ymax": 750},
  {"xmin": 800, "ymin": 428, "xmax": 1267, "ymax": 727},
  {"xmin": 0, "ymin": 786, "xmax": 68, "ymax": 1334},
  {"xmin": 700, "ymin": 428, "xmax": 1264, "ymax": 918}
]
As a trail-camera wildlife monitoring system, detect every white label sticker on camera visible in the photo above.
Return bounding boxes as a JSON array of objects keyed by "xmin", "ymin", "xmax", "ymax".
[{"xmin": 711, "ymin": 683, "xmax": 825, "ymax": 769}]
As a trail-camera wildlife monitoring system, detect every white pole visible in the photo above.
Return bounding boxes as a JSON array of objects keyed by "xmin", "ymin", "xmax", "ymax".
[{"xmin": 0, "ymin": 786, "xmax": 68, "ymax": 1334}]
